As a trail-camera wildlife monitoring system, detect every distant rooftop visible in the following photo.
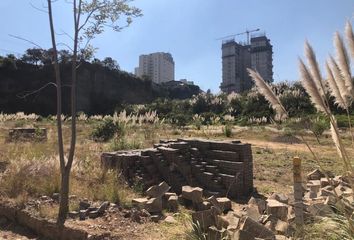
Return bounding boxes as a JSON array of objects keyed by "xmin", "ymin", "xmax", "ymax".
[{"xmin": 250, "ymin": 32, "xmax": 266, "ymax": 38}]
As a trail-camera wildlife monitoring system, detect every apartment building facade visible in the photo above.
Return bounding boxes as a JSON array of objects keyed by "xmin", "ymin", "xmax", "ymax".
[
  {"xmin": 220, "ymin": 35, "xmax": 273, "ymax": 93},
  {"xmin": 135, "ymin": 52, "xmax": 175, "ymax": 84},
  {"xmin": 250, "ymin": 36, "xmax": 273, "ymax": 83}
]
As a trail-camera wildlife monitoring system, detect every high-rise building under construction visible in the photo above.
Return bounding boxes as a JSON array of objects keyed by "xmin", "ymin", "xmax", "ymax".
[{"xmin": 220, "ymin": 34, "xmax": 273, "ymax": 93}]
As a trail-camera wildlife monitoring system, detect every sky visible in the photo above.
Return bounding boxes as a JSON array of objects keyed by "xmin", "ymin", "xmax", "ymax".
[{"xmin": 0, "ymin": 0, "xmax": 353, "ymax": 93}]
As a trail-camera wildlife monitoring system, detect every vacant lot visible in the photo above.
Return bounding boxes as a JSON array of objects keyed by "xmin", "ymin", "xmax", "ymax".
[{"xmin": 0, "ymin": 119, "xmax": 351, "ymax": 239}]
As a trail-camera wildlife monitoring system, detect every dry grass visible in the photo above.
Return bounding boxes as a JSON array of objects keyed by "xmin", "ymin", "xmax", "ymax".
[{"xmin": 0, "ymin": 118, "xmax": 352, "ymax": 238}]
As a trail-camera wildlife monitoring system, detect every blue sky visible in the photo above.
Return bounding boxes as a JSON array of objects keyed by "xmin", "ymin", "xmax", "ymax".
[{"xmin": 0, "ymin": 0, "xmax": 353, "ymax": 92}]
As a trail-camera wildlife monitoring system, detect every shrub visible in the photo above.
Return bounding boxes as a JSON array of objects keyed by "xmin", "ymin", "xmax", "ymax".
[
  {"xmin": 169, "ymin": 113, "xmax": 190, "ymax": 127},
  {"xmin": 90, "ymin": 118, "xmax": 117, "ymax": 141},
  {"xmin": 223, "ymin": 124, "xmax": 232, "ymax": 137},
  {"xmin": 310, "ymin": 117, "xmax": 329, "ymax": 143},
  {"xmin": 336, "ymin": 114, "xmax": 354, "ymax": 128},
  {"xmin": 108, "ymin": 137, "xmax": 142, "ymax": 151}
]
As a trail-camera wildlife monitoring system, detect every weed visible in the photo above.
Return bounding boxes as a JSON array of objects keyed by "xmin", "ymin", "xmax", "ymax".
[
  {"xmin": 108, "ymin": 137, "xmax": 142, "ymax": 151},
  {"xmin": 223, "ymin": 124, "xmax": 232, "ymax": 137},
  {"xmin": 91, "ymin": 118, "xmax": 117, "ymax": 141},
  {"xmin": 0, "ymin": 157, "xmax": 61, "ymax": 198}
]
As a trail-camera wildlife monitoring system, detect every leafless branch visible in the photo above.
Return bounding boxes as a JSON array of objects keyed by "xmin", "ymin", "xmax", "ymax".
[
  {"xmin": 16, "ymin": 82, "xmax": 57, "ymax": 99},
  {"xmin": 9, "ymin": 34, "xmax": 43, "ymax": 49},
  {"xmin": 29, "ymin": 2, "xmax": 48, "ymax": 14},
  {"xmin": 57, "ymin": 30, "xmax": 75, "ymax": 41},
  {"xmin": 57, "ymin": 42, "xmax": 74, "ymax": 51}
]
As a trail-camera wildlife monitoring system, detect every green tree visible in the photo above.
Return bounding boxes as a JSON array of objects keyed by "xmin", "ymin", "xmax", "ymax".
[
  {"xmin": 21, "ymin": 48, "xmax": 44, "ymax": 66},
  {"xmin": 102, "ymin": 57, "xmax": 120, "ymax": 70},
  {"xmin": 46, "ymin": 0, "xmax": 141, "ymax": 226},
  {"xmin": 1, "ymin": 54, "xmax": 17, "ymax": 69}
]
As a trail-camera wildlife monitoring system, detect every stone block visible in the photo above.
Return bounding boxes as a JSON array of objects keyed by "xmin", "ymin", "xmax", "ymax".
[
  {"xmin": 206, "ymin": 150, "xmax": 240, "ymax": 162},
  {"xmin": 207, "ymin": 226, "xmax": 227, "ymax": 240},
  {"xmin": 88, "ymin": 210, "xmax": 99, "ymax": 219},
  {"xmin": 167, "ymin": 195, "xmax": 179, "ymax": 212},
  {"xmin": 269, "ymin": 193, "xmax": 289, "ymax": 204},
  {"xmin": 52, "ymin": 193, "xmax": 60, "ymax": 201},
  {"xmin": 164, "ymin": 215, "xmax": 177, "ymax": 224},
  {"xmin": 275, "ymin": 220, "xmax": 288, "ymax": 234},
  {"xmin": 275, "ymin": 235, "xmax": 288, "ymax": 240},
  {"xmin": 68, "ymin": 211, "xmax": 79, "ymax": 219},
  {"xmin": 307, "ymin": 169, "xmax": 324, "ymax": 181},
  {"xmin": 246, "ymin": 204, "xmax": 261, "ymax": 221},
  {"xmin": 150, "ymin": 214, "xmax": 162, "ymax": 223},
  {"xmin": 320, "ymin": 178, "xmax": 330, "ymax": 187},
  {"xmin": 266, "ymin": 199, "xmax": 288, "ymax": 221},
  {"xmin": 191, "ymin": 207, "xmax": 218, "ymax": 230},
  {"xmin": 320, "ymin": 185, "xmax": 334, "ymax": 197},
  {"xmin": 146, "ymin": 181, "xmax": 170, "ymax": 198},
  {"xmin": 145, "ymin": 197, "xmax": 163, "ymax": 213},
  {"xmin": 212, "ymin": 160, "xmax": 244, "ymax": 175},
  {"xmin": 182, "ymin": 185, "xmax": 203, "ymax": 203},
  {"xmin": 216, "ymin": 197, "xmax": 232, "ymax": 212},
  {"xmin": 196, "ymin": 201, "xmax": 212, "ymax": 211},
  {"xmin": 239, "ymin": 216, "xmax": 275, "ymax": 240},
  {"xmin": 207, "ymin": 196, "xmax": 222, "ymax": 214},
  {"xmin": 307, "ymin": 201, "xmax": 333, "ymax": 217},
  {"xmin": 79, "ymin": 200, "xmax": 90, "ymax": 210},
  {"xmin": 97, "ymin": 201, "xmax": 109, "ymax": 214},
  {"xmin": 79, "ymin": 210, "xmax": 87, "ymax": 220},
  {"xmin": 216, "ymin": 211, "xmax": 240, "ymax": 229},
  {"xmin": 132, "ymin": 198, "xmax": 148, "ymax": 209},
  {"xmin": 231, "ymin": 229, "xmax": 255, "ymax": 240},
  {"xmin": 248, "ymin": 197, "xmax": 266, "ymax": 214}
]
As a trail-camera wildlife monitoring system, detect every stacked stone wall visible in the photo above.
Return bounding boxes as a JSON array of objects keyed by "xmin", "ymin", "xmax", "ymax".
[{"xmin": 101, "ymin": 139, "xmax": 253, "ymax": 199}]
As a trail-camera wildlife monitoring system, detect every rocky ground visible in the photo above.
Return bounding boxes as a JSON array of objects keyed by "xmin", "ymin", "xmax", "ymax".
[{"xmin": 1, "ymin": 167, "xmax": 352, "ymax": 240}]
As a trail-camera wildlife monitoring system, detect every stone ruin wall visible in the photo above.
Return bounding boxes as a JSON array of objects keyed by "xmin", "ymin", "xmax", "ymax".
[
  {"xmin": 101, "ymin": 139, "xmax": 253, "ymax": 199},
  {"xmin": 7, "ymin": 128, "xmax": 47, "ymax": 142}
]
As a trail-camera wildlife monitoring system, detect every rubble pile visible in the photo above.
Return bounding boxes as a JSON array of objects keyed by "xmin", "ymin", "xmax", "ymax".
[
  {"xmin": 187, "ymin": 168, "xmax": 354, "ymax": 240},
  {"xmin": 303, "ymin": 169, "xmax": 353, "ymax": 216},
  {"xmin": 10, "ymin": 168, "xmax": 352, "ymax": 239}
]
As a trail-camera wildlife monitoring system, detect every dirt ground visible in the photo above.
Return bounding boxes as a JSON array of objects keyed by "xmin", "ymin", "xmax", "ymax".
[
  {"xmin": 0, "ymin": 122, "xmax": 351, "ymax": 239},
  {"xmin": 0, "ymin": 217, "xmax": 39, "ymax": 240}
]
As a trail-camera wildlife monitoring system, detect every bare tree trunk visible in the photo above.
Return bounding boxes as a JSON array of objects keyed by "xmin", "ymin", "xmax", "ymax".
[
  {"xmin": 48, "ymin": 0, "xmax": 67, "ymax": 226},
  {"xmin": 57, "ymin": 0, "xmax": 82, "ymax": 226},
  {"xmin": 57, "ymin": 170, "xmax": 70, "ymax": 225},
  {"xmin": 47, "ymin": 1, "xmax": 65, "ymax": 167}
]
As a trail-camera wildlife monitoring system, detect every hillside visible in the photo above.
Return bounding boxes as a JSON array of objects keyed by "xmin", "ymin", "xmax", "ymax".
[{"xmin": 0, "ymin": 61, "xmax": 201, "ymax": 115}]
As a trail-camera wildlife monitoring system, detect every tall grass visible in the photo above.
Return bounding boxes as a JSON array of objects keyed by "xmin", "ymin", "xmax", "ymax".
[
  {"xmin": 248, "ymin": 20, "xmax": 354, "ymax": 238},
  {"xmin": 0, "ymin": 157, "xmax": 61, "ymax": 199}
]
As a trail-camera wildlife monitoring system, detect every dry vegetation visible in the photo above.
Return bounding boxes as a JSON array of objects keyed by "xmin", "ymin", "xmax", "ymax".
[{"xmin": 0, "ymin": 115, "xmax": 351, "ymax": 239}]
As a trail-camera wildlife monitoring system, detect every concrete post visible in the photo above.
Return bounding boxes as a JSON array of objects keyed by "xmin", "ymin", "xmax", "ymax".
[{"xmin": 293, "ymin": 157, "xmax": 304, "ymax": 227}]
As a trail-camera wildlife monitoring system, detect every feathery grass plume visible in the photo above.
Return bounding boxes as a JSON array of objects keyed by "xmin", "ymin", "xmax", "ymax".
[
  {"xmin": 345, "ymin": 20, "xmax": 354, "ymax": 61},
  {"xmin": 247, "ymin": 68, "xmax": 288, "ymax": 120},
  {"xmin": 334, "ymin": 32, "xmax": 353, "ymax": 96},
  {"xmin": 305, "ymin": 41, "xmax": 326, "ymax": 97},
  {"xmin": 329, "ymin": 55, "xmax": 352, "ymax": 105},
  {"xmin": 330, "ymin": 120, "xmax": 344, "ymax": 160},
  {"xmin": 329, "ymin": 114, "xmax": 352, "ymax": 171},
  {"xmin": 325, "ymin": 61, "xmax": 347, "ymax": 109},
  {"xmin": 298, "ymin": 59, "xmax": 329, "ymax": 114},
  {"xmin": 328, "ymin": 55, "xmax": 354, "ymax": 145}
]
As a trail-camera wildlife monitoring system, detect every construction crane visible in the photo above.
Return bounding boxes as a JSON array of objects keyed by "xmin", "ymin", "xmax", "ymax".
[{"xmin": 216, "ymin": 28, "xmax": 260, "ymax": 45}]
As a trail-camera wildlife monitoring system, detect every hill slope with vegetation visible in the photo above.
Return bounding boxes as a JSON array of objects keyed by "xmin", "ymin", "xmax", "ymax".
[{"xmin": 0, "ymin": 50, "xmax": 202, "ymax": 115}]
